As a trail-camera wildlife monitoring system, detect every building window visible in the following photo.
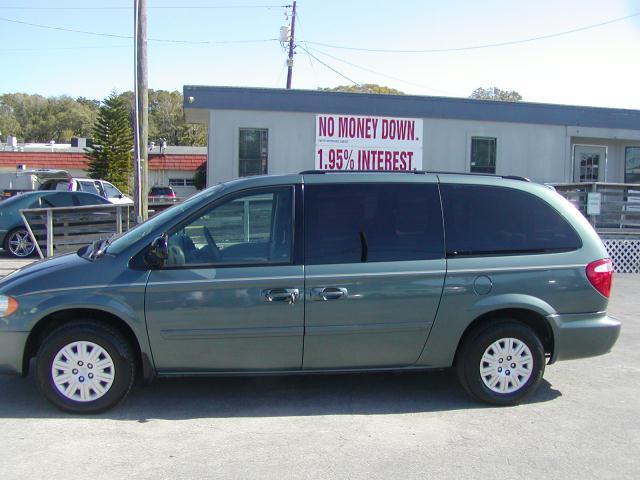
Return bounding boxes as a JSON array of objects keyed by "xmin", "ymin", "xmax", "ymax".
[
  {"xmin": 625, "ymin": 147, "xmax": 640, "ymax": 183},
  {"xmin": 470, "ymin": 137, "xmax": 497, "ymax": 174},
  {"xmin": 169, "ymin": 178, "xmax": 195, "ymax": 187},
  {"xmin": 239, "ymin": 128, "xmax": 268, "ymax": 177}
]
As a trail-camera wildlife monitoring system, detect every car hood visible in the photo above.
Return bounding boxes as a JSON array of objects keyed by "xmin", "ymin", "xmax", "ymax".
[{"xmin": 0, "ymin": 252, "xmax": 95, "ymax": 296}]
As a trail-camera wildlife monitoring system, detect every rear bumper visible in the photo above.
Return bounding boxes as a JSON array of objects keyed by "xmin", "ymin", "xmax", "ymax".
[
  {"xmin": 548, "ymin": 312, "xmax": 621, "ymax": 363},
  {"xmin": 0, "ymin": 331, "xmax": 29, "ymax": 375}
]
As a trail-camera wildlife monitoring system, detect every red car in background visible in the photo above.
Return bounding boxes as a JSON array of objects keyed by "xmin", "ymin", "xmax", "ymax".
[{"xmin": 148, "ymin": 186, "xmax": 177, "ymax": 203}]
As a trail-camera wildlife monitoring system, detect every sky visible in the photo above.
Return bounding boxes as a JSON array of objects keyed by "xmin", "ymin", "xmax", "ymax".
[{"xmin": 1, "ymin": 0, "xmax": 639, "ymax": 109}]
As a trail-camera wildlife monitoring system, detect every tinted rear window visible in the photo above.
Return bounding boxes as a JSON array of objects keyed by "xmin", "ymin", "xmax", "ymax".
[
  {"xmin": 440, "ymin": 184, "xmax": 582, "ymax": 256},
  {"xmin": 76, "ymin": 193, "xmax": 111, "ymax": 206},
  {"xmin": 151, "ymin": 187, "xmax": 173, "ymax": 195},
  {"xmin": 305, "ymin": 183, "xmax": 444, "ymax": 264}
]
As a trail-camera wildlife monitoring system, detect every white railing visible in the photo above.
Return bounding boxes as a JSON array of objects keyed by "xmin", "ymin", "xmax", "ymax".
[
  {"xmin": 552, "ymin": 183, "xmax": 640, "ymax": 234},
  {"xmin": 20, "ymin": 204, "xmax": 134, "ymax": 258}
]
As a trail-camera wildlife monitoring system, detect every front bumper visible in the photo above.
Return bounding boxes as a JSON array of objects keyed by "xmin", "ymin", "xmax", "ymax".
[
  {"xmin": 548, "ymin": 312, "xmax": 621, "ymax": 363},
  {"xmin": 0, "ymin": 331, "xmax": 29, "ymax": 375}
]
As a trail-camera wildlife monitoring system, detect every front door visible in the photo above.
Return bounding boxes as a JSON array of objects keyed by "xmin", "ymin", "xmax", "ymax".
[
  {"xmin": 145, "ymin": 186, "xmax": 304, "ymax": 372},
  {"xmin": 574, "ymin": 145, "xmax": 607, "ymax": 182},
  {"xmin": 302, "ymin": 178, "xmax": 446, "ymax": 369}
]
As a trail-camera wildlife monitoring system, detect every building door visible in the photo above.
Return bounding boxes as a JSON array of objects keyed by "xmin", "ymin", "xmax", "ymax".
[{"xmin": 574, "ymin": 144, "xmax": 607, "ymax": 182}]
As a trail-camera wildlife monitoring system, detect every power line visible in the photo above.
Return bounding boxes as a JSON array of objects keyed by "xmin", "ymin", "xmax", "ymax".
[
  {"xmin": 0, "ymin": 16, "xmax": 279, "ymax": 45},
  {"xmin": 0, "ymin": 45, "xmax": 130, "ymax": 52},
  {"xmin": 295, "ymin": 12, "xmax": 319, "ymax": 89},
  {"xmin": 304, "ymin": 43, "xmax": 457, "ymax": 96},
  {"xmin": 0, "ymin": 4, "xmax": 291, "ymax": 10},
  {"xmin": 298, "ymin": 44, "xmax": 360, "ymax": 86},
  {"xmin": 301, "ymin": 11, "xmax": 640, "ymax": 53}
]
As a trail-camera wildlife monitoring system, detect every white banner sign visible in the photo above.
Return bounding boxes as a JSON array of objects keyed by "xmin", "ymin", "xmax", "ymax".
[{"xmin": 315, "ymin": 114, "xmax": 423, "ymax": 171}]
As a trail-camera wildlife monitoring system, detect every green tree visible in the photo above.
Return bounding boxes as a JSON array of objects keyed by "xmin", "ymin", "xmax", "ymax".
[
  {"xmin": 0, "ymin": 93, "xmax": 99, "ymax": 143},
  {"xmin": 193, "ymin": 161, "xmax": 207, "ymax": 190},
  {"xmin": 1, "ymin": 90, "xmax": 205, "ymax": 146},
  {"xmin": 84, "ymin": 92, "xmax": 133, "ymax": 193},
  {"xmin": 470, "ymin": 87, "xmax": 522, "ymax": 102},
  {"xmin": 0, "ymin": 99, "xmax": 22, "ymax": 139},
  {"xmin": 320, "ymin": 84, "xmax": 404, "ymax": 95}
]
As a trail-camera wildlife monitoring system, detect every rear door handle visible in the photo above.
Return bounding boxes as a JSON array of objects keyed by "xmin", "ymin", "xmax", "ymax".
[
  {"xmin": 263, "ymin": 288, "xmax": 299, "ymax": 304},
  {"xmin": 310, "ymin": 287, "xmax": 348, "ymax": 301}
]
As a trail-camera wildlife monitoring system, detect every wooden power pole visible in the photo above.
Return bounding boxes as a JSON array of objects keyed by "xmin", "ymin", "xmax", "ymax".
[
  {"xmin": 133, "ymin": 0, "xmax": 149, "ymax": 222},
  {"xmin": 286, "ymin": 1, "xmax": 297, "ymax": 89}
]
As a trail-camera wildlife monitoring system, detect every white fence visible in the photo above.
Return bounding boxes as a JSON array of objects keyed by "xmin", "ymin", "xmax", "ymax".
[{"xmin": 20, "ymin": 204, "xmax": 133, "ymax": 258}]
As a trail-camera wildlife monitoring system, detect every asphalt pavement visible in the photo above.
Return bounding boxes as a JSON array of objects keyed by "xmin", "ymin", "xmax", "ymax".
[{"xmin": 0, "ymin": 271, "xmax": 637, "ymax": 479}]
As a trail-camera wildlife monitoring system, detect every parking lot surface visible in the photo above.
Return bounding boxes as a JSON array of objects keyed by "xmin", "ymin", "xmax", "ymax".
[{"xmin": 0, "ymin": 264, "xmax": 637, "ymax": 479}]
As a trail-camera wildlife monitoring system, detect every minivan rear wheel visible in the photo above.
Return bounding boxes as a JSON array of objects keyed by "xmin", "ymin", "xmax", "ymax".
[
  {"xmin": 35, "ymin": 321, "xmax": 135, "ymax": 413},
  {"xmin": 456, "ymin": 320, "xmax": 545, "ymax": 406}
]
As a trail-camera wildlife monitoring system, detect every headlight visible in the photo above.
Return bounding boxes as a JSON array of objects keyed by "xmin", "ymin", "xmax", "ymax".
[{"xmin": 0, "ymin": 295, "xmax": 18, "ymax": 317}]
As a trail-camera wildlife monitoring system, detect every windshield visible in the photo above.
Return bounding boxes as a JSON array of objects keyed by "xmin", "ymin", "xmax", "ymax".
[{"xmin": 105, "ymin": 185, "xmax": 222, "ymax": 255}]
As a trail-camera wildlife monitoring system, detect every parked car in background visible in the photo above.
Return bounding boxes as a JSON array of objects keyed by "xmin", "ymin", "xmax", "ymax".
[
  {"xmin": 0, "ymin": 169, "xmax": 72, "ymax": 200},
  {"xmin": 0, "ymin": 191, "xmax": 111, "ymax": 258},
  {"xmin": 41, "ymin": 177, "xmax": 133, "ymax": 205},
  {"xmin": 148, "ymin": 186, "xmax": 177, "ymax": 202}
]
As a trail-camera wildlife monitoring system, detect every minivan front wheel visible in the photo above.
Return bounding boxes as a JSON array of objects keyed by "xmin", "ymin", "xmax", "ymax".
[
  {"xmin": 36, "ymin": 321, "xmax": 135, "ymax": 413},
  {"xmin": 456, "ymin": 320, "xmax": 545, "ymax": 406}
]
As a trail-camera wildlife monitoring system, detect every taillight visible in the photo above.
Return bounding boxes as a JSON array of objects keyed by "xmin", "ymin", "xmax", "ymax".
[{"xmin": 586, "ymin": 258, "xmax": 614, "ymax": 298}]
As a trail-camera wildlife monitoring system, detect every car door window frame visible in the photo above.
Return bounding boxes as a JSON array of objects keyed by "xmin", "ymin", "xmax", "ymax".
[{"xmin": 158, "ymin": 185, "xmax": 301, "ymax": 270}]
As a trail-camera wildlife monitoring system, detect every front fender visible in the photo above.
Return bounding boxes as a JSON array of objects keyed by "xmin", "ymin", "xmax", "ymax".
[{"xmin": 7, "ymin": 284, "xmax": 153, "ymax": 376}]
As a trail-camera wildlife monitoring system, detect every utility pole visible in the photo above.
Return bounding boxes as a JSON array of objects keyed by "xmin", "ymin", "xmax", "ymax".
[
  {"xmin": 133, "ymin": 0, "xmax": 149, "ymax": 222},
  {"xmin": 285, "ymin": 1, "xmax": 297, "ymax": 89}
]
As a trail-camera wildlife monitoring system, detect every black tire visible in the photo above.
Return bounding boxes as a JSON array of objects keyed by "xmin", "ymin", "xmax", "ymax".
[
  {"xmin": 3, "ymin": 227, "xmax": 37, "ymax": 258},
  {"xmin": 456, "ymin": 320, "xmax": 545, "ymax": 406},
  {"xmin": 35, "ymin": 320, "xmax": 135, "ymax": 414}
]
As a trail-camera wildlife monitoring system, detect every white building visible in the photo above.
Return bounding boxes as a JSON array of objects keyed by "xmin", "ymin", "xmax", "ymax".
[{"xmin": 183, "ymin": 86, "xmax": 640, "ymax": 186}]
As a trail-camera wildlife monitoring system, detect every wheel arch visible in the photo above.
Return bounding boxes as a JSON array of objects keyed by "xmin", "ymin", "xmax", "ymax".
[
  {"xmin": 454, "ymin": 308, "xmax": 554, "ymax": 364},
  {"xmin": 22, "ymin": 308, "xmax": 154, "ymax": 381}
]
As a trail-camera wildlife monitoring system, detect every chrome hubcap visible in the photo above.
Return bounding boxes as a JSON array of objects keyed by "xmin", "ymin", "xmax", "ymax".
[
  {"xmin": 8, "ymin": 230, "xmax": 35, "ymax": 257},
  {"xmin": 480, "ymin": 337, "xmax": 533, "ymax": 394},
  {"xmin": 51, "ymin": 341, "xmax": 115, "ymax": 402}
]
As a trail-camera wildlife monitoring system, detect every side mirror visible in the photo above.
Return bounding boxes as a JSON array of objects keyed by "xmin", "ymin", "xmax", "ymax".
[
  {"xmin": 145, "ymin": 235, "xmax": 168, "ymax": 268},
  {"xmin": 118, "ymin": 194, "xmax": 123, "ymax": 198}
]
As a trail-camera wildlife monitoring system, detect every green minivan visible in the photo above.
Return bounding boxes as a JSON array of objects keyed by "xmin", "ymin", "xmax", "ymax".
[{"xmin": 0, "ymin": 172, "xmax": 621, "ymax": 413}]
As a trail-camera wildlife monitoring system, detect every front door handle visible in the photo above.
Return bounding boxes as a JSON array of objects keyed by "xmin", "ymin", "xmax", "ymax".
[
  {"xmin": 310, "ymin": 287, "xmax": 348, "ymax": 301},
  {"xmin": 263, "ymin": 288, "xmax": 299, "ymax": 304}
]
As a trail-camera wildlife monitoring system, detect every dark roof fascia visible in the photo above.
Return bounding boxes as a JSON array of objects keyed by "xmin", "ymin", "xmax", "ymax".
[{"xmin": 183, "ymin": 85, "xmax": 640, "ymax": 131}]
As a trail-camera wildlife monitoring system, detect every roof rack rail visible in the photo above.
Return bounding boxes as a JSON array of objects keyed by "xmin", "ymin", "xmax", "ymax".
[
  {"xmin": 299, "ymin": 170, "xmax": 530, "ymax": 182},
  {"xmin": 426, "ymin": 171, "xmax": 530, "ymax": 182}
]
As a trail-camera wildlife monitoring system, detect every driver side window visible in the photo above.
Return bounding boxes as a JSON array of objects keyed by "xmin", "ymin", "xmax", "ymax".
[{"xmin": 166, "ymin": 187, "xmax": 293, "ymax": 266}]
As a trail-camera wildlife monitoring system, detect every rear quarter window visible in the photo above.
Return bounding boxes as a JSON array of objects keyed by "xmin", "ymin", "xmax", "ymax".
[{"xmin": 440, "ymin": 184, "xmax": 582, "ymax": 257}]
